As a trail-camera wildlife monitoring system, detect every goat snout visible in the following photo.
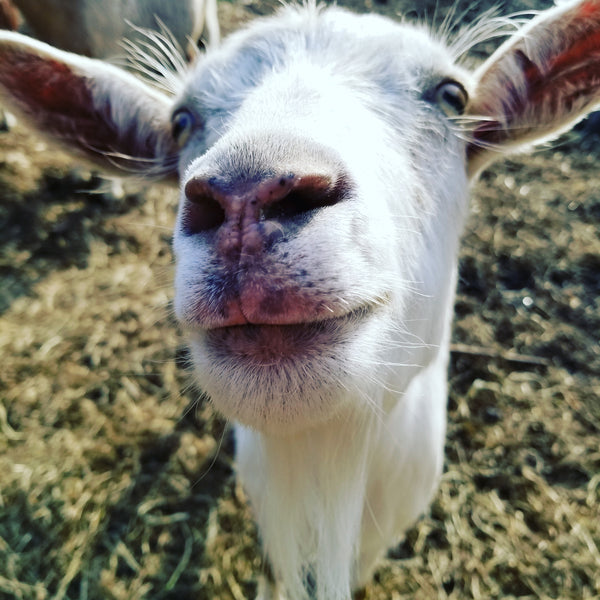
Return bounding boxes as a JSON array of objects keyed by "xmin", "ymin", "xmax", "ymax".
[
  {"xmin": 182, "ymin": 170, "xmax": 349, "ymax": 259},
  {"xmin": 175, "ymin": 153, "xmax": 358, "ymax": 329}
]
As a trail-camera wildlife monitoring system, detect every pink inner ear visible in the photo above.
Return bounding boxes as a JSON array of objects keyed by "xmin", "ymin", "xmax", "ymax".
[
  {"xmin": 526, "ymin": 30, "xmax": 600, "ymax": 114},
  {"xmin": 35, "ymin": 60, "xmax": 88, "ymax": 111},
  {"xmin": 0, "ymin": 39, "xmax": 178, "ymax": 176},
  {"xmin": 545, "ymin": 30, "xmax": 600, "ymax": 81},
  {"xmin": 578, "ymin": 0, "xmax": 599, "ymax": 18},
  {"xmin": 0, "ymin": 49, "xmax": 95, "ymax": 121},
  {"xmin": 468, "ymin": 1, "xmax": 600, "ymax": 172}
]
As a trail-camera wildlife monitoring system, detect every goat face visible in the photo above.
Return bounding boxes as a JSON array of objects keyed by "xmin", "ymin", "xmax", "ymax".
[{"xmin": 172, "ymin": 9, "xmax": 470, "ymax": 433}]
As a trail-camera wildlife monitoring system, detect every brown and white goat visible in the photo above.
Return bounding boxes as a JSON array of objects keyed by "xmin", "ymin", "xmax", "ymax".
[{"xmin": 0, "ymin": 2, "xmax": 598, "ymax": 598}]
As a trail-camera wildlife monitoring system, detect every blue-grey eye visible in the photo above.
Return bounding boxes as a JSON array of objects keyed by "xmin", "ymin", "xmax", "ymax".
[
  {"xmin": 171, "ymin": 108, "xmax": 195, "ymax": 146},
  {"xmin": 435, "ymin": 80, "xmax": 468, "ymax": 117}
]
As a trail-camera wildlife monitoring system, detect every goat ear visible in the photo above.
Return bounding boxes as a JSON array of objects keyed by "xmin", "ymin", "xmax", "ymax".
[
  {"xmin": 0, "ymin": 31, "xmax": 179, "ymax": 178},
  {"xmin": 466, "ymin": 0, "xmax": 600, "ymax": 178}
]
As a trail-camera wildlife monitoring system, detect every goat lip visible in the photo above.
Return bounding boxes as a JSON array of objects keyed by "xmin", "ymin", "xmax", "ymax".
[
  {"xmin": 218, "ymin": 303, "xmax": 373, "ymax": 330},
  {"xmin": 198, "ymin": 298, "xmax": 368, "ymax": 330},
  {"xmin": 203, "ymin": 307, "xmax": 372, "ymax": 362}
]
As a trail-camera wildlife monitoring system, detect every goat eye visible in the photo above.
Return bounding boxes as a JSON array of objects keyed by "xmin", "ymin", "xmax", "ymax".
[
  {"xmin": 171, "ymin": 108, "xmax": 195, "ymax": 146},
  {"xmin": 434, "ymin": 80, "xmax": 468, "ymax": 117}
]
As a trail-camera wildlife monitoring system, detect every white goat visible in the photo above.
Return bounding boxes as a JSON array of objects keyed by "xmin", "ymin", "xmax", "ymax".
[
  {"xmin": 9, "ymin": 0, "xmax": 219, "ymax": 57},
  {"xmin": 0, "ymin": 2, "xmax": 599, "ymax": 598}
]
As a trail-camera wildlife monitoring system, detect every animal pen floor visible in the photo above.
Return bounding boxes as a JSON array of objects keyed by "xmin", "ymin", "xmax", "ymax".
[{"xmin": 0, "ymin": 0, "xmax": 599, "ymax": 598}]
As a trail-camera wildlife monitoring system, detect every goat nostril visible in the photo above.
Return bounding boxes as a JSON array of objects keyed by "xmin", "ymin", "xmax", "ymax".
[
  {"xmin": 183, "ymin": 177, "xmax": 226, "ymax": 234},
  {"xmin": 262, "ymin": 173, "xmax": 350, "ymax": 222},
  {"xmin": 181, "ymin": 169, "xmax": 351, "ymax": 236}
]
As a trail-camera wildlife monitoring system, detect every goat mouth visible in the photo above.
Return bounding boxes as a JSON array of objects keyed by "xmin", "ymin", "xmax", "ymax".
[
  {"xmin": 187, "ymin": 305, "xmax": 384, "ymax": 432},
  {"xmin": 203, "ymin": 307, "xmax": 372, "ymax": 365}
]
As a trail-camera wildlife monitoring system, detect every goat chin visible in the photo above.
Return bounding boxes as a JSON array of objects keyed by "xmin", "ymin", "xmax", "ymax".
[{"xmin": 185, "ymin": 304, "xmax": 396, "ymax": 435}]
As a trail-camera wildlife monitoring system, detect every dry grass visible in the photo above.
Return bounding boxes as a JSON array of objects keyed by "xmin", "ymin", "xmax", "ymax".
[{"xmin": 1, "ymin": 1, "xmax": 599, "ymax": 599}]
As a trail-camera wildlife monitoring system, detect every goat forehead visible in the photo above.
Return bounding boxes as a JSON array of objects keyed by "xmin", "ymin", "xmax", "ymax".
[{"xmin": 183, "ymin": 7, "xmax": 459, "ymax": 114}]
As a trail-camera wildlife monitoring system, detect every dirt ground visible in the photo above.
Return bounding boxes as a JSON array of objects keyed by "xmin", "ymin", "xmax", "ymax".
[{"xmin": 0, "ymin": 1, "xmax": 599, "ymax": 599}]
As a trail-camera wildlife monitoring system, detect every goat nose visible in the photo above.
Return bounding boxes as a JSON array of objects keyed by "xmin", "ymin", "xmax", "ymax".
[{"xmin": 181, "ymin": 172, "xmax": 349, "ymax": 237}]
